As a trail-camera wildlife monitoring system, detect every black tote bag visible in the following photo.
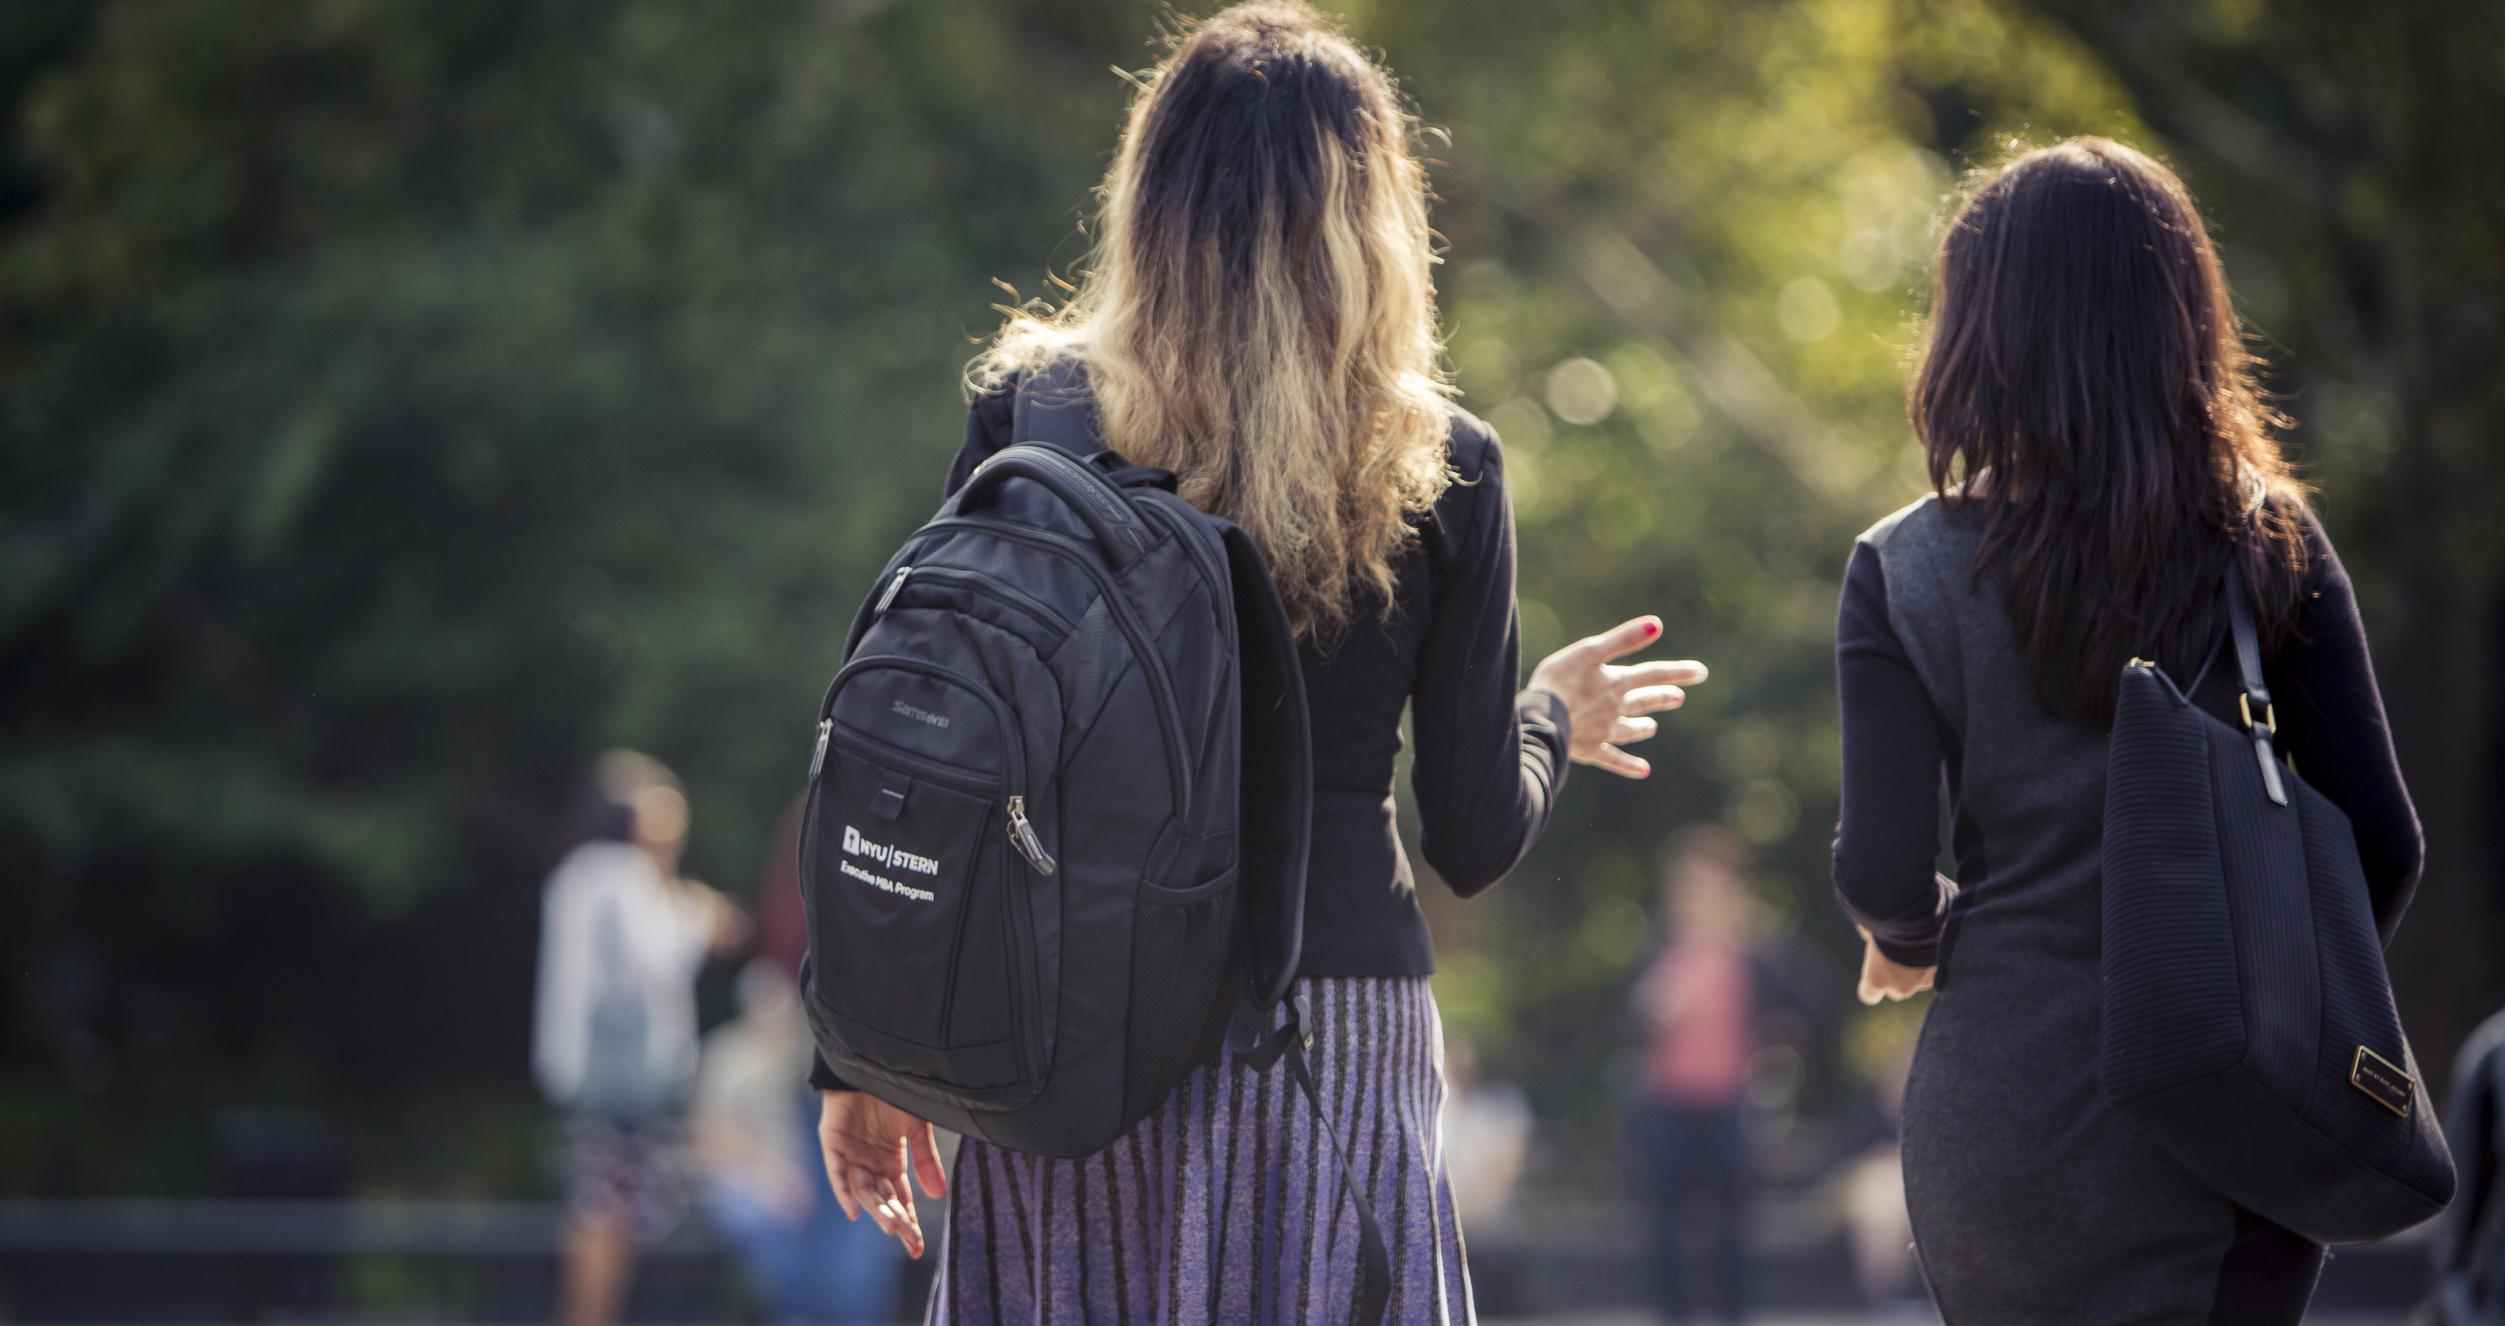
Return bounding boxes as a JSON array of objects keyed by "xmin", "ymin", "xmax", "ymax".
[{"xmin": 2101, "ymin": 568, "xmax": 2454, "ymax": 1244}]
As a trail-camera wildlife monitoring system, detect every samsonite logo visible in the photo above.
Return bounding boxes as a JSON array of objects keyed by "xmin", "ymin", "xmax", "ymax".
[{"xmin": 891, "ymin": 700, "xmax": 949, "ymax": 729}]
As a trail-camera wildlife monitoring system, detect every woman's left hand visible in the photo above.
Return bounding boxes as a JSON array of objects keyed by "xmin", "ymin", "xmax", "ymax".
[
  {"xmin": 1855, "ymin": 926, "xmax": 1937, "ymax": 1005},
  {"xmin": 1526, "ymin": 615, "xmax": 1708, "ymax": 779}
]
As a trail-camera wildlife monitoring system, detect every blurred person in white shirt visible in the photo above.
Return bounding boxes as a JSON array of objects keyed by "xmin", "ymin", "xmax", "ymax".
[
  {"xmin": 532, "ymin": 750, "xmax": 746, "ymax": 1326},
  {"xmin": 1440, "ymin": 1035, "xmax": 1533, "ymax": 1224}
]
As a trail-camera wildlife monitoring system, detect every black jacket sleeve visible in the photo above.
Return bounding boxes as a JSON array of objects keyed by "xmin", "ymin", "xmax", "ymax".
[
  {"xmin": 1830, "ymin": 542, "xmax": 1953, "ymax": 966},
  {"xmin": 1407, "ymin": 426, "xmax": 1572, "ymax": 898},
  {"xmin": 2270, "ymin": 515, "xmax": 2424, "ymax": 943},
  {"xmin": 942, "ymin": 382, "xmax": 1017, "ymax": 500},
  {"xmin": 808, "ymin": 1051, "xmax": 846, "ymax": 1093}
]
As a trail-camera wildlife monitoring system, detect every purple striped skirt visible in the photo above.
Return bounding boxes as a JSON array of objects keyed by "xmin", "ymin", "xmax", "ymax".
[{"xmin": 927, "ymin": 976, "xmax": 1474, "ymax": 1325}]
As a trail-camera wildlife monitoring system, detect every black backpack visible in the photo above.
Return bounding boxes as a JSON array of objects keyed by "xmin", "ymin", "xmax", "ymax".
[{"xmin": 796, "ymin": 362, "xmax": 1388, "ymax": 1320}]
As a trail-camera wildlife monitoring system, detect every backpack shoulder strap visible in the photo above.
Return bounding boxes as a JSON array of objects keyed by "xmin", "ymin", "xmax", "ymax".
[
  {"xmin": 1010, "ymin": 358, "xmax": 1103, "ymax": 460},
  {"xmin": 1283, "ymin": 1019, "xmax": 1391, "ymax": 1326},
  {"xmin": 1221, "ymin": 522, "xmax": 1310, "ymax": 1005},
  {"xmin": 1217, "ymin": 528, "xmax": 1387, "ymax": 1326}
]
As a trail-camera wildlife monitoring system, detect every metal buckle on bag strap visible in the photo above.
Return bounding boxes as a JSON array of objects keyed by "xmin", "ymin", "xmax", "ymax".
[{"xmin": 2238, "ymin": 692, "xmax": 2277, "ymax": 734}]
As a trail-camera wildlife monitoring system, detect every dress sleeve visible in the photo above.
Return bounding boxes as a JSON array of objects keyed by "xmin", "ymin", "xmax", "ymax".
[
  {"xmin": 1408, "ymin": 430, "xmax": 1572, "ymax": 898},
  {"xmin": 1831, "ymin": 542, "xmax": 1953, "ymax": 966},
  {"xmin": 2269, "ymin": 516, "xmax": 2424, "ymax": 943},
  {"xmin": 808, "ymin": 1049, "xmax": 848, "ymax": 1093}
]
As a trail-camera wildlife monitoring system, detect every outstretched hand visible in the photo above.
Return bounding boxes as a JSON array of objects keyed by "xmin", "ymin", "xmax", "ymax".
[
  {"xmin": 1526, "ymin": 615, "xmax": 1708, "ymax": 779},
  {"xmin": 817, "ymin": 1090, "xmax": 948, "ymax": 1259}
]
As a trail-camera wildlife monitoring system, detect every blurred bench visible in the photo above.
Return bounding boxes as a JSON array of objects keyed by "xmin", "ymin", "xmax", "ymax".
[
  {"xmin": 1462, "ymin": 1203, "xmax": 2437, "ymax": 1318},
  {"xmin": 0, "ymin": 1197, "xmax": 2431, "ymax": 1321},
  {"xmin": 0, "ymin": 1200, "xmax": 775, "ymax": 1322}
]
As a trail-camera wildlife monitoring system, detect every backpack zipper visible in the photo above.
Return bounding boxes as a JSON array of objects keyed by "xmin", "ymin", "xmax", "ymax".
[
  {"xmin": 878, "ymin": 565, "xmax": 1075, "ymax": 639},
  {"xmin": 827, "ymin": 718, "xmax": 1005, "ymax": 794},
  {"xmin": 875, "ymin": 565, "xmax": 914, "ymax": 614},
  {"xmin": 1006, "ymin": 796, "xmax": 1056, "ymax": 875}
]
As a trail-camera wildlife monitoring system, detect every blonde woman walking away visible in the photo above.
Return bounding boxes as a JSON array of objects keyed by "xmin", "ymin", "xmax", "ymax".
[{"xmin": 812, "ymin": 6, "xmax": 1707, "ymax": 1322}]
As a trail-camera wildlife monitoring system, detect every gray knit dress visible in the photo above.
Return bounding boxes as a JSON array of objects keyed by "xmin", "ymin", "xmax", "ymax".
[
  {"xmin": 1834, "ymin": 495, "xmax": 2423, "ymax": 1324},
  {"xmin": 930, "ymin": 976, "xmax": 1469, "ymax": 1325}
]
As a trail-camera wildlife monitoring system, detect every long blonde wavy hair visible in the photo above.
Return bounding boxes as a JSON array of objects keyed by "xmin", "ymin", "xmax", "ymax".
[{"xmin": 974, "ymin": 1, "xmax": 1455, "ymax": 639}]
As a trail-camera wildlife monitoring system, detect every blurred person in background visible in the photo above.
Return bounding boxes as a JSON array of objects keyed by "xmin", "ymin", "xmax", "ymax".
[
  {"xmin": 1628, "ymin": 824, "xmax": 1763, "ymax": 1325},
  {"xmin": 532, "ymin": 750, "xmax": 749, "ymax": 1326},
  {"xmin": 1833, "ymin": 139, "xmax": 2423, "ymax": 1322},
  {"xmin": 809, "ymin": 4, "xmax": 1704, "ymax": 1319},
  {"xmin": 694, "ymin": 959, "xmax": 900, "ymax": 1323},
  {"xmin": 1835, "ymin": 1011, "xmax": 1925, "ymax": 1318},
  {"xmin": 1440, "ymin": 1033, "xmax": 1534, "ymax": 1224},
  {"xmin": 2427, "ymin": 1005, "xmax": 2505, "ymax": 1324},
  {"xmin": 754, "ymin": 793, "xmax": 811, "ymax": 983}
]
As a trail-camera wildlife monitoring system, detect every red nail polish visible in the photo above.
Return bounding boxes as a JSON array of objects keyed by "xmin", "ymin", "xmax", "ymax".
[{"xmin": 1643, "ymin": 621, "xmax": 1660, "ymax": 638}]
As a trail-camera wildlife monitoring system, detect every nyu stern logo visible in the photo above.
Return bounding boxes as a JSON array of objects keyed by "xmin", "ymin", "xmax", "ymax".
[
  {"xmin": 838, "ymin": 822, "xmax": 940, "ymax": 903},
  {"xmin": 892, "ymin": 699, "xmax": 950, "ymax": 729}
]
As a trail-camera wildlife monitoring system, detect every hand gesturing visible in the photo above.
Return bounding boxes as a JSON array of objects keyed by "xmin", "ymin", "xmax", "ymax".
[{"xmin": 1527, "ymin": 615, "xmax": 1709, "ymax": 779}]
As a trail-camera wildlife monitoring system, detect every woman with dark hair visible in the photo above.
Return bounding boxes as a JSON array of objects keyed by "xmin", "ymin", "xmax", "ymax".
[
  {"xmin": 1831, "ymin": 136, "xmax": 2425, "ymax": 1322},
  {"xmin": 810, "ymin": 4, "xmax": 1706, "ymax": 1321}
]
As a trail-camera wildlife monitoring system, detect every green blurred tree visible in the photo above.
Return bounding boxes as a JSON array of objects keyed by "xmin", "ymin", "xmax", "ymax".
[
  {"xmin": 0, "ymin": 0, "xmax": 1145, "ymax": 1190},
  {"xmin": 0, "ymin": 0, "xmax": 2493, "ymax": 1198}
]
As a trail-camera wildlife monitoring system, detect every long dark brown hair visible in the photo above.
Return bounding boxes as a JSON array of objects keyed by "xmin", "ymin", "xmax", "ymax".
[{"xmin": 1911, "ymin": 136, "xmax": 2310, "ymax": 725}]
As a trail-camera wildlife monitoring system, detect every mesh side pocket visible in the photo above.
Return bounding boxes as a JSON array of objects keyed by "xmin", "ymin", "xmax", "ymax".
[{"xmin": 1120, "ymin": 876, "xmax": 1239, "ymax": 1125}]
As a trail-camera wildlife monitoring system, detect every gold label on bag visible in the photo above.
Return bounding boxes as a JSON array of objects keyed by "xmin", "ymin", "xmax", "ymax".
[{"xmin": 2350, "ymin": 1045, "xmax": 2414, "ymax": 1118}]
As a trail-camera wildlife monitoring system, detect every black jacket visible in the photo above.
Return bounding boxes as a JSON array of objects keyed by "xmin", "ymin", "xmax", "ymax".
[{"xmin": 948, "ymin": 384, "xmax": 1570, "ymax": 975}]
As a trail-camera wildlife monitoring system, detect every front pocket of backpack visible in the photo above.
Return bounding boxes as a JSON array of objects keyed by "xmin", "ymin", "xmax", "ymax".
[{"xmin": 807, "ymin": 730, "xmax": 1023, "ymax": 1083}]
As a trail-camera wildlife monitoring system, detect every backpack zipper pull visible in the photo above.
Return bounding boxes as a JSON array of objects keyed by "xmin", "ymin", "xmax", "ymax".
[
  {"xmin": 808, "ymin": 719, "xmax": 831, "ymax": 779},
  {"xmin": 875, "ymin": 565, "xmax": 914, "ymax": 614},
  {"xmin": 1006, "ymin": 795, "xmax": 1056, "ymax": 875}
]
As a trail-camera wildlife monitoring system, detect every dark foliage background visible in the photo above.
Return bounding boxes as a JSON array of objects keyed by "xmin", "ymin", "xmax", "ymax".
[{"xmin": 2, "ymin": 0, "xmax": 2497, "ymax": 1204}]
